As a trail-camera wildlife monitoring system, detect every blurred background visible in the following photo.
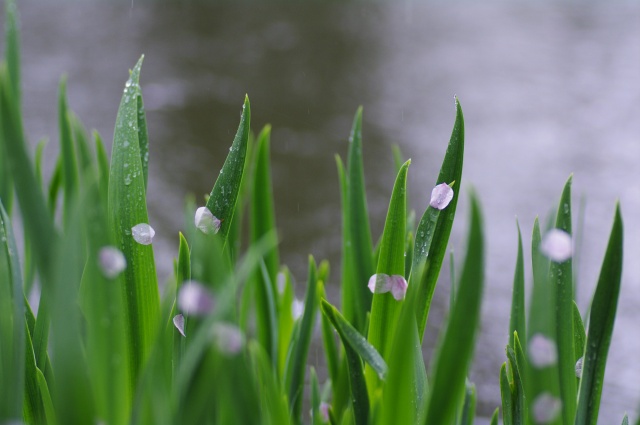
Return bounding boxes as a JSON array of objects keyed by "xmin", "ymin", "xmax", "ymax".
[{"xmin": 6, "ymin": 1, "xmax": 640, "ymax": 422}]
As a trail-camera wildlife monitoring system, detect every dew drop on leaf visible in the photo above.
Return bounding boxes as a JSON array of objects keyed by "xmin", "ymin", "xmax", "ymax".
[
  {"xmin": 98, "ymin": 246, "xmax": 126, "ymax": 279},
  {"xmin": 131, "ymin": 223, "xmax": 155, "ymax": 245}
]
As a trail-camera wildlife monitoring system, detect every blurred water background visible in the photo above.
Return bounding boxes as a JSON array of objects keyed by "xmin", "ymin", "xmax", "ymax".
[{"xmin": 6, "ymin": 1, "xmax": 640, "ymax": 422}]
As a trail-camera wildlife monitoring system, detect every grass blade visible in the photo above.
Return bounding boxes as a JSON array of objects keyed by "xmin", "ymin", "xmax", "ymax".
[
  {"xmin": 459, "ymin": 382, "xmax": 477, "ymax": 425},
  {"xmin": 107, "ymin": 55, "xmax": 159, "ymax": 386},
  {"xmin": 346, "ymin": 107, "xmax": 375, "ymax": 332},
  {"xmin": 500, "ymin": 363, "xmax": 513, "ymax": 425},
  {"xmin": 510, "ymin": 221, "xmax": 526, "ymax": 352},
  {"xmin": 552, "ymin": 175, "xmax": 576, "ymax": 424},
  {"xmin": 205, "ymin": 95, "xmax": 251, "ymax": 245},
  {"xmin": 490, "ymin": 408, "xmax": 499, "ymax": 425},
  {"xmin": 58, "ymin": 77, "xmax": 79, "ymax": 226},
  {"xmin": 575, "ymin": 204, "xmax": 623, "ymax": 425},
  {"xmin": 0, "ymin": 200, "xmax": 25, "ymax": 420},
  {"xmin": 367, "ymin": 160, "xmax": 410, "ymax": 366},
  {"xmin": 423, "ymin": 190, "xmax": 484, "ymax": 425},
  {"xmin": 412, "ymin": 98, "xmax": 465, "ymax": 341},
  {"xmin": 285, "ymin": 256, "xmax": 319, "ymax": 424}
]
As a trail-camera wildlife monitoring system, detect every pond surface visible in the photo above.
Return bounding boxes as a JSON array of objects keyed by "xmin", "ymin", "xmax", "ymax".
[{"xmin": 11, "ymin": 1, "xmax": 640, "ymax": 421}]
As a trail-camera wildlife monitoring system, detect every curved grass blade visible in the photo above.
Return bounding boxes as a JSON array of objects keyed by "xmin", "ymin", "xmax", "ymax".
[
  {"xmin": 500, "ymin": 363, "xmax": 513, "ymax": 425},
  {"xmin": 205, "ymin": 95, "xmax": 251, "ymax": 245},
  {"xmin": 490, "ymin": 408, "xmax": 499, "ymax": 425},
  {"xmin": 459, "ymin": 381, "xmax": 477, "ymax": 425},
  {"xmin": 423, "ymin": 191, "xmax": 484, "ymax": 425},
  {"xmin": 367, "ymin": 160, "xmax": 410, "ymax": 367},
  {"xmin": 575, "ymin": 204, "xmax": 623, "ymax": 425},
  {"xmin": 346, "ymin": 107, "xmax": 375, "ymax": 332},
  {"xmin": 510, "ymin": 221, "xmax": 526, "ymax": 353},
  {"xmin": 506, "ymin": 343, "xmax": 525, "ymax": 425},
  {"xmin": 552, "ymin": 175, "xmax": 576, "ymax": 424},
  {"xmin": 0, "ymin": 200, "xmax": 25, "ymax": 420},
  {"xmin": 321, "ymin": 299, "xmax": 379, "ymax": 425},
  {"xmin": 285, "ymin": 256, "xmax": 319, "ymax": 424},
  {"xmin": 336, "ymin": 154, "xmax": 357, "ymax": 328},
  {"xmin": 107, "ymin": 56, "xmax": 159, "ymax": 386},
  {"xmin": 412, "ymin": 98, "xmax": 464, "ymax": 341}
]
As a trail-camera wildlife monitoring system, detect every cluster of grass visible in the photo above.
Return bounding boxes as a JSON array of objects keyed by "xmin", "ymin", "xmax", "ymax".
[{"xmin": 0, "ymin": 1, "xmax": 632, "ymax": 424}]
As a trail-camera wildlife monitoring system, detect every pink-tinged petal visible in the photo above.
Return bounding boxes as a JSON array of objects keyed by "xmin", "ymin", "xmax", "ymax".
[
  {"xmin": 532, "ymin": 393, "xmax": 562, "ymax": 423},
  {"xmin": 319, "ymin": 402, "xmax": 331, "ymax": 422},
  {"xmin": 429, "ymin": 183, "xmax": 454, "ymax": 210},
  {"xmin": 368, "ymin": 274, "xmax": 392, "ymax": 294},
  {"xmin": 178, "ymin": 281, "xmax": 214, "ymax": 316},
  {"xmin": 131, "ymin": 223, "xmax": 155, "ymax": 245},
  {"xmin": 98, "ymin": 246, "xmax": 126, "ymax": 279},
  {"xmin": 173, "ymin": 314, "xmax": 186, "ymax": 337},
  {"xmin": 528, "ymin": 333, "xmax": 557, "ymax": 368},
  {"xmin": 194, "ymin": 206, "xmax": 221, "ymax": 235},
  {"xmin": 389, "ymin": 275, "xmax": 408, "ymax": 300},
  {"xmin": 540, "ymin": 229, "xmax": 572, "ymax": 262},
  {"xmin": 211, "ymin": 323, "xmax": 245, "ymax": 356}
]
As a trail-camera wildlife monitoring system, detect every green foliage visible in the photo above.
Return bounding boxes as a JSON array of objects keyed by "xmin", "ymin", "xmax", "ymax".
[{"xmin": 0, "ymin": 2, "xmax": 631, "ymax": 424}]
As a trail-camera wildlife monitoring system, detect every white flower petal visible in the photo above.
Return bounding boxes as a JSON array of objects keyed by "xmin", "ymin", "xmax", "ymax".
[
  {"xmin": 173, "ymin": 314, "xmax": 186, "ymax": 337},
  {"xmin": 211, "ymin": 323, "xmax": 245, "ymax": 356},
  {"xmin": 429, "ymin": 183, "xmax": 454, "ymax": 210},
  {"xmin": 194, "ymin": 206, "xmax": 221, "ymax": 235},
  {"xmin": 540, "ymin": 229, "xmax": 572, "ymax": 262},
  {"xmin": 98, "ymin": 246, "xmax": 126, "ymax": 278},
  {"xmin": 368, "ymin": 274, "xmax": 392, "ymax": 294},
  {"xmin": 131, "ymin": 223, "xmax": 155, "ymax": 245},
  {"xmin": 389, "ymin": 275, "xmax": 408, "ymax": 300},
  {"xmin": 532, "ymin": 393, "xmax": 562, "ymax": 424},
  {"xmin": 178, "ymin": 280, "xmax": 214, "ymax": 316},
  {"xmin": 528, "ymin": 333, "xmax": 558, "ymax": 368}
]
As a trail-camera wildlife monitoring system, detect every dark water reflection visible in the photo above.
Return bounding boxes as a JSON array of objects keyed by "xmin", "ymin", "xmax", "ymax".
[{"xmin": 11, "ymin": 2, "xmax": 640, "ymax": 422}]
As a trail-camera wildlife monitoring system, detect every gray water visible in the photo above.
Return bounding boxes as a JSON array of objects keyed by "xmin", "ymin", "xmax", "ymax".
[{"xmin": 8, "ymin": 2, "xmax": 640, "ymax": 422}]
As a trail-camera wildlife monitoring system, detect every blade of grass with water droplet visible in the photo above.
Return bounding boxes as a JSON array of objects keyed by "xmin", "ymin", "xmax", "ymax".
[
  {"xmin": 107, "ymin": 56, "xmax": 159, "ymax": 387},
  {"xmin": 575, "ymin": 204, "xmax": 623, "ymax": 425},
  {"xmin": 552, "ymin": 175, "xmax": 577, "ymax": 424},
  {"xmin": 345, "ymin": 107, "xmax": 374, "ymax": 332},
  {"xmin": 573, "ymin": 300, "xmax": 586, "ymax": 387},
  {"xmin": 285, "ymin": 256, "xmax": 319, "ymax": 424},
  {"xmin": 0, "ymin": 201, "xmax": 25, "ymax": 420},
  {"xmin": 204, "ymin": 95, "xmax": 251, "ymax": 245},
  {"xmin": 412, "ymin": 98, "xmax": 464, "ymax": 341},
  {"xmin": 366, "ymin": 160, "xmax": 409, "ymax": 374},
  {"xmin": 423, "ymin": 191, "xmax": 483, "ymax": 425}
]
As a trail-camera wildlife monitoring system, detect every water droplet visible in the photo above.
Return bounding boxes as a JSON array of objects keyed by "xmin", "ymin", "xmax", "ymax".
[
  {"xmin": 211, "ymin": 323, "xmax": 245, "ymax": 356},
  {"xmin": 575, "ymin": 357, "xmax": 584, "ymax": 378},
  {"xmin": 173, "ymin": 314, "xmax": 186, "ymax": 337},
  {"xmin": 123, "ymin": 140, "xmax": 130, "ymax": 148},
  {"xmin": 563, "ymin": 203, "xmax": 569, "ymax": 214},
  {"xmin": 532, "ymin": 393, "xmax": 561, "ymax": 423},
  {"xmin": 540, "ymin": 229, "xmax": 572, "ymax": 262},
  {"xmin": 430, "ymin": 183, "xmax": 454, "ymax": 210},
  {"xmin": 178, "ymin": 280, "xmax": 214, "ymax": 316},
  {"xmin": 131, "ymin": 223, "xmax": 155, "ymax": 245},
  {"xmin": 125, "ymin": 79, "xmax": 132, "ymax": 88},
  {"xmin": 98, "ymin": 246, "xmax": 126, "ymax": 279},
  {"xmin": 219, "ymin": 169, "xmax": 223, "ymax": 174},
  {"xmin": 124, "ymin": 174, "xmax": 132, "ymax": 185},
  {"xmin": 528, "ymin": 333, "xmax": 558, "ymax": 368}
]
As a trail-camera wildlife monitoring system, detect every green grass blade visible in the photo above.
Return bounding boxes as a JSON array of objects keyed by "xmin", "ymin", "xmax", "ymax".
[
  {"xmin": 205, "ymin": 95, "xmax": 251, "ymax": 245},
  {"xmin": 552, "ymin": 175, "xmax": 576, "ymax": 424},
  {"xmin": 249, "ymin": 341, "xmax": 290, "ymax": 425},
  {"xmin": 36, "ymin": 368, "xmax": 56, "ymax": 425},
  {"xmin": 346, "ymin": 107, "xmax": 375, "ymax": 332},
  {"xmin": 367, "ymin": 160, "xmax": 410, "ymax": 366},
  {"xmin": 412, "ymin": 98, "xmax": 465, "ymax": 341},
  {"xmin": 510, "ymin": 221, "xmax": 526, "ymax": 352},
  {"xmin": 58, "ymin": 77, "xmax": 79, "ymax": 226},
  {"xmin": 506, "ymin": 344, "xmax": 525, "ymax": 425},
  {"xmin": 277, "ymin": 267, "xmax": 295, "ymax": 378},
  {"xmin": 107, "ymin": 56, "xmax": 159, "ymax": 387},
  {"xmin": 0, "ymin": 200, "xmax": 25, "ymax": 420},
  {"xmin": 573, "ymin": 300, "xmax": 586, "ymax": 387},
  {"xmin": 423, "ymin": 191, "xmax": 484, "ymax": 425},
  {"xmin": 94, "ymin": 131, "xmax": 110, "ymax": 203},
  {"xmin": 459, "ymin": 382, "xmax": 477, "ymax": 425},
  {"xmin": 321, "ymin": 299, "xmax": 374, "ymax": 425},
  {"xmin": 500, "ymin": 363, "xmax": 513, "ymax": 425},
  {"xmin": 70, "ymin": 113, "xmax": 93, "ymax": 179},
  {"xmin": 251, "ymin": 126, "xmax": 280, "ymax": 359},
  {"xmin": 80, "ymin": 181, "xmax": 131, "ymax": 425},
  {"xmin": 378, "ymin": 301, "xmax": 422, "ymax": 425},
  {"xmin": 575, "ymin": 204, "xmax": 623, "ymax": 425},
  {"xmin": 490, "ymin": 408, "xmax": 499, "ymax": 425},
  {"xmin": 319, "ymin": 285, "xmax": 339, "ymax": 388},
  {"xmin": 23, "ymin": 324, "xmax": 47, "ymax": 424},
  {"xmin": 285, "ymin": 256, "xmax": 319, "ymax": 424},
  {"xmin": 311, "ymin": 367, "xmax": 322, "ymax": 425}
]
